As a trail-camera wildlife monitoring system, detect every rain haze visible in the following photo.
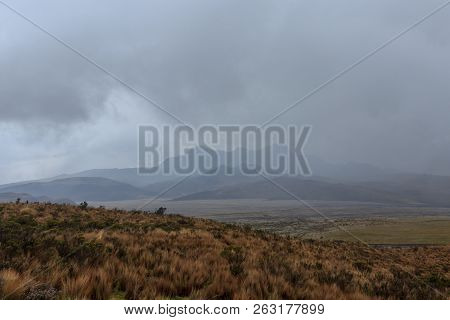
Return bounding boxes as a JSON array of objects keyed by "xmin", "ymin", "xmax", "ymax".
[{"xmin": 1, "ymin": 0, "xmax": 450, "ymax": 184}]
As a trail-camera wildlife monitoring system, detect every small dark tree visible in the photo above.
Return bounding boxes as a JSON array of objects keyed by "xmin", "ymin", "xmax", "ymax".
[
  {"xmin": 79, "ymin": 201, "xmax": 88, "ymax": 210},
  {"xmin": 16, "ymin": 198, "xmax": 21, "ymax": 204},
  {"xmin": 155, "ymin": 207, "xmax": 167, "ymax": 215}
]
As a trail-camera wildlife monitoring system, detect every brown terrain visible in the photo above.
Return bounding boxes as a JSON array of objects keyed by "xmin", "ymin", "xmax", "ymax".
[{"xmin": 0, "ymin": 203, "xmax": 449, "ymax": 299}]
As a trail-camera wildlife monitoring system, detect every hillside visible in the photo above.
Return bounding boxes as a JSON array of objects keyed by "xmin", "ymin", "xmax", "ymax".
[
  {"xmin": 0, "ymin": 203, "xmax": 448, "ymax": 299},
  {"xmin": 361, "ymin": 174, "xmax": 450, "ymax": 207},
  {"xmin": 175, "ymin": 176, "xmax": 412, "ymax": 204},
  {"xmin": 51, "ymin": 168, "xmax": 171, "ymax": 187},
  {"xmin": 0, "ymin": 192, "xmax": 48, "ymax": 203},
  {"xmin": 0, "ymin": 192, "xmax": 74, "ymax": 205},
  {"xmin": 0, "ymin": 177, "xmax": 146, "ymax": 202},
  {"xmin": 3, "ymin": 168, "xmax": 450, "ymax": 207},
  {"xmin": 142, "ymin": 166, "xmax": 262, "ymax": 198}
]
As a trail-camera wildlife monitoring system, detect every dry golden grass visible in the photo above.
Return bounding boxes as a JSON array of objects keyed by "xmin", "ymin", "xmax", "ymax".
[
  {"xmin": 0, "ymin": 203, "xmax": 449, "ymax": 299},
  {"xmin": 0, "ymin": 269, "xmax": 33, "ymax": 299}
]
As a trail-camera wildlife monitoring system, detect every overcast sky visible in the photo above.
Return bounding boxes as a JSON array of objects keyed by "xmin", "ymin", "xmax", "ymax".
[{"xmin": 1, "ymin": 0, "xmax": 449, "ymax": 184}]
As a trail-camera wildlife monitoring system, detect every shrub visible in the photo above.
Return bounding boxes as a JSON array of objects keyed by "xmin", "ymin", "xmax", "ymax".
[
  {"xmin": 221, "ymin": 246, "xmax": 245, "ymax": 277},
  {"xmin": 79, "ymin": 202, "xmax": 88, "ymax": 210}
]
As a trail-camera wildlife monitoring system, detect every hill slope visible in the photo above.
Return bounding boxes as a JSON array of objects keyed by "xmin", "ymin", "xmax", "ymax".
[
  {"xmin": 51, "ymin": 168, "xmax": 171, "ymax": 187},
  {"xmin": 143, "ymin": 166, "xmax": 262, "ymax": 198},
  {"xmin": 175, "ymin": 176, "xmax": 413, "ymax": 204},
  {"xmin": 360, "ymin": 174, "xmax": 450, "ymax": 207},
  {"xmin": 0, "ymin": 192, "xmax": 74, "ymax": 204},
  {"xmin": 0, "ymin": 203, "xmax": 448, "ymax": 299},
  {"xmin": 0, "ymin": 177, "xmax": 146, "ymax": 202}
]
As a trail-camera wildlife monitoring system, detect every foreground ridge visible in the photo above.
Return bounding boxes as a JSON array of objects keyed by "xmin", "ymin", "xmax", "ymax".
[{"xmin": 0, "ymin": 203, "xmax": 448, "ymax": 299}]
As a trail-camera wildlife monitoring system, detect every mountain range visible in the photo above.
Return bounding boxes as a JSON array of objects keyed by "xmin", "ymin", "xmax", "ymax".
[
  {"xmin": 0, "ymin": 177, "xmax": 145, "ymax": 202},
  {"xmin": 1, "ymin": 150, "xmax": 450, "ymax": 207}
]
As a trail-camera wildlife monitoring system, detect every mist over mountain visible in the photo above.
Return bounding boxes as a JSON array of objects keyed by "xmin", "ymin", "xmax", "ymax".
[
  {"xmin": 142, "ymin": 166, "xmax": 263, "ymax": 198},
  {"xmin": 56, "ymin": 146, "xmax": 395, "ymax": 187},
  {"xmin": 360, "ymin": 174, "xmax": 450, "ymax": 208},
  {"xmin": 174, "ymin": 176, "xmax": 412, "ymax": 204},
  {"xmin": 2, "ymin": 1, "xmax": 450, "ymax": 186},
  {"xmin": 1, "ymin": 152, "xmax": 450, "ymax": 207},
  {"xmin": 51, "ymin": 168, "xmax": 173, "ymax": 188}
]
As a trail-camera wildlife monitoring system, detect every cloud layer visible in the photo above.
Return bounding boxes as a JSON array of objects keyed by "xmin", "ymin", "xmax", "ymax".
[{"xmin": 1, "ymin": 0, "xmax": 450, "ymax": 182}]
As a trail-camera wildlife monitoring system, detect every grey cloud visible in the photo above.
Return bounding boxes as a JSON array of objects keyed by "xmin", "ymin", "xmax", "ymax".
[
  {"xmin": 0, "ymin": 0, "xmax": 450, "ymax": 181},
  {"xmin": 0, "ymin": 34, "xmax": 112, "ymax": 123}
]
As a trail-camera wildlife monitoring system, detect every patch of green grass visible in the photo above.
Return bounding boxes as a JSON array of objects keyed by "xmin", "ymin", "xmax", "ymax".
[
  {"xmin": 110, "ymin": 290, "xmax": 126, "ymax": 300},
  {"xmin": 319, "ymin": 217, "xmax": 450, "ymax": 244}
]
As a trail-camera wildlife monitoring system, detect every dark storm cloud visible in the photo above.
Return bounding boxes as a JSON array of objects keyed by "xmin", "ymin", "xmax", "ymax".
[
  {"xmin": 0, "ymin": 0, "xmax": 450, "ymax": 181},
  {"xmin": 1, "ymin": 0, "xmax": 448, "ymax": 124},
  {"xmin": 1, "ymin": 0, "xmax": 272, "ymax": 123}
]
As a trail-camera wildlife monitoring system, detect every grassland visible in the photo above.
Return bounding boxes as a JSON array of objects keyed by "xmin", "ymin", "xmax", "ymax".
[
  {"xmin": 0, "ymin": 203, "xmax": 449, "ymax": 299},
  {"xmin": 101, "ymin": 199, "xmax": 450, "ymax": 244},
  {"xmin": 315, "ymin": 217, "xmax": 450, "ymax": 244}
]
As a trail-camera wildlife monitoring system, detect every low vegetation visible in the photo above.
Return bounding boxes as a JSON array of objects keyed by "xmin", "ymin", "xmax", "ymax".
[
  {"xmin": 318, "ymin": 217, "xmax": 450, "ymax": 244},
  {"xmin": 0, "ymin": 203, "xmax": 448, "ymax": 299}
]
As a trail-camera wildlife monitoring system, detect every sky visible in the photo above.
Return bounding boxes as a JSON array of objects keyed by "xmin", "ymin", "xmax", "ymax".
[{"xmin": 1, "ymin": 0, "xmax": 450, "ymax": 184}]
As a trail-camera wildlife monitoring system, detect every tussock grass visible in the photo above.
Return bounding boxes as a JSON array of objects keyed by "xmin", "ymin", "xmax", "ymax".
[{"xmin": 0, "ymin": 203, "xmax": 448, "ymax": 299}]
